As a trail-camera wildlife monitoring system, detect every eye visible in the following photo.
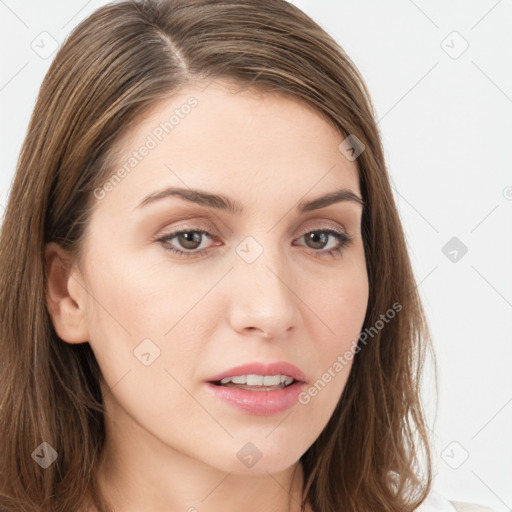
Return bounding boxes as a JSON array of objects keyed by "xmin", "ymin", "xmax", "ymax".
[
  {"xmin": 156, "ymin": 227, "xmax": 353, "ymax": 259},
  {"xmin": 157, "ymin": 228, "xmax": 217, "ymax": 258},
  {"xmin": 294, "ymin": 228, "xmax": 353, "ymax": 258}
]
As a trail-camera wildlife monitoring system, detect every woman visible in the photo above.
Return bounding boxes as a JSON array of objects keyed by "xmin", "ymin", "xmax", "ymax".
[{"xmin": 0, "ymin": 1, "xmax": 497, "ymax": 511}]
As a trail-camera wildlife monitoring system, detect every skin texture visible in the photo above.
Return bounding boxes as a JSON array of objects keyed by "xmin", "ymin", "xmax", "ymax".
[{"xmin": 45, "ymin": 80, "xmax": 369, "ymax": 512}]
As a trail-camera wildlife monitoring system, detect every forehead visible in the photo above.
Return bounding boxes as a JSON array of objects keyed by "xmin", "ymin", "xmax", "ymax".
[{"xmin": 95, "ymin": 80, "xmax": 361, "ymax": 216}]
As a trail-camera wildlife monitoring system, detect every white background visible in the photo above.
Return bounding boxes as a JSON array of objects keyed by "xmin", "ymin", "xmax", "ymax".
[{"xmin": 1, "ymin": 1, "xmax": 511, "ymax": 510}]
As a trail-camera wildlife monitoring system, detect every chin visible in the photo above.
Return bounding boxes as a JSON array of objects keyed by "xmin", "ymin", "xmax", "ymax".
[{"xmin": 223, "ymin": 440, "xmax": 306, "ymax": 475}]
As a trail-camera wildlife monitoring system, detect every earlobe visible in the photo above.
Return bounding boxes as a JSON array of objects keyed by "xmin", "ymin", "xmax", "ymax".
[{"xmin": 44, "ymin": 242, "xmax": 89, "ymax": 344}]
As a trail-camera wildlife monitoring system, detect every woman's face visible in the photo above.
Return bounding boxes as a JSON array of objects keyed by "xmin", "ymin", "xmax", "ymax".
[{"xmin": 65, "ymin": 80, "xmax": 368, "ymax": 475}]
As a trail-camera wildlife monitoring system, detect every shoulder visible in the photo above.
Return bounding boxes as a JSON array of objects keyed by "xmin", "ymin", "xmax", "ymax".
[{"xmin": 414, "ymin": 490, "xmax": 499, "ymax": 512}]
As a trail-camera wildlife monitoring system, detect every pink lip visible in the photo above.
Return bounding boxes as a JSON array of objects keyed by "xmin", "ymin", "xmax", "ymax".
[
  {"xmin": 206, "ymin": 361, "xmax": 307, "ymax": 384},
  {"xmin": 205, "ymin": 361, "xmax": 307, "ymax": 416},
  {"xmin": 205, "ymin": 381, "xmax": 305, "ymax": 416}
]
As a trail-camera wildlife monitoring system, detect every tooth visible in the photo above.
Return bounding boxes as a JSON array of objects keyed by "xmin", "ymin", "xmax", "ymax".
[
  {"xmin": 263, "ymin": 375, "xmax": 281, "ymax": 386},
  {"xmin": 246, "ymin": 374, "xmax": 264, "ymax": 386},
  {"xmin": 219, "ymin": 374, "xmax": 295, "ymax": 387}
]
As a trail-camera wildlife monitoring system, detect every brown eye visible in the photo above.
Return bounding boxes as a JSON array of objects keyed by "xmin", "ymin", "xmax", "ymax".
[
  {"xmin": 295, "ymin": 229, "xmax": 353, "ymax": 258},
  {"xmin": 158, "ymin": 229, "xmax": 215, "ymax": 257},
  {"xmin": 304, "ymin": 231, "xmax": 329, "ymax": 250},
  {"xmin": 174, "ymin": 231, "xmax": 203, "ymax": 250}
]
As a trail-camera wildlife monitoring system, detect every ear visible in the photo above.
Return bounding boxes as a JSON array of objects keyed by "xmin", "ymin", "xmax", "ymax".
[{"xmin": 45, "ymin": 242, "xmax": 90, "ymax": 344}]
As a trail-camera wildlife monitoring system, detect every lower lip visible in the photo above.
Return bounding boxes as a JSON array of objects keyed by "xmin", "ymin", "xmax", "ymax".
[{"xmin": 205, "ymin": 381, "xmax": 306, "ymax": 416}]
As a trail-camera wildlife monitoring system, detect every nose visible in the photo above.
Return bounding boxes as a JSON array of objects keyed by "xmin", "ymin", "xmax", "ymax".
[{"xmin": 227, "ymin": 243, "xmax": 299, "ymax": 339}]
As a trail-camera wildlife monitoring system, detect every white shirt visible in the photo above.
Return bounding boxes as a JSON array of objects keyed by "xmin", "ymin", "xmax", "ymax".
[
  {"xmin": 415, "ymin": 490, "xmax": 498, "ymax": 512},
  {"xmin": 415, "ymin": 490, "xmax": 456, "ymax": 511}
]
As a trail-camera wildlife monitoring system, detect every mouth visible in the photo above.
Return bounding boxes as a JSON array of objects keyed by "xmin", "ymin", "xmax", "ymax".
[
  {"xmin": 205, "ymin": 361, "xmax": 307, "ymax": 415},
  {"xmin": 210, "ymin": 373, "xmax": 297, "ymax": 391}
]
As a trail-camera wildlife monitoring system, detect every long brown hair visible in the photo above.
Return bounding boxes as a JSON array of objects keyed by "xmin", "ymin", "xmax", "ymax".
[{"xmin": 0, "ymin": 1, "xmax": 433, "ymax": 511}]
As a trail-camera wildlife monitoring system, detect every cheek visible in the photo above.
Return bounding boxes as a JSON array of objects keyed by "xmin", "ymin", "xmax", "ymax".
[
  {"xmin": 312, "ymin": 259, "xmax": 369, "ymax": 355},
  {"xmin": 82, "ymin": 244, "xmax": 222, "ymax": 396},
  {"xmin": 299, "ymin": 258, "xmax": 368, "ymax": 411},
  {"xmin": 85, "ymin": 244, "xmax": 215, "ymax": 337},
  {"xmin": 83, "ymin": 252, "xmax": 208, "ymax": 428}
]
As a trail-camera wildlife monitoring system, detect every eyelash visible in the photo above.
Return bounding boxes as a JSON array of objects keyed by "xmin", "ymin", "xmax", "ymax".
[{"xmin": 156, "ymin": 226, "xmax": 353, "ymax": 259}]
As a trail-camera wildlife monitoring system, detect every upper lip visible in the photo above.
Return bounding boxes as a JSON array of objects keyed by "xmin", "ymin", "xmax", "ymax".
[{"xmin": 207, "ymin": 361, "xmax": 307, "ymax": 384}]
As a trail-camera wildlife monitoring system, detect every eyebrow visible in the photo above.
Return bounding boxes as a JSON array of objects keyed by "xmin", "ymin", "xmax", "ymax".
[{"xmin": 133, "ymin": 186, "xmax": 365, "ymax": 214}]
